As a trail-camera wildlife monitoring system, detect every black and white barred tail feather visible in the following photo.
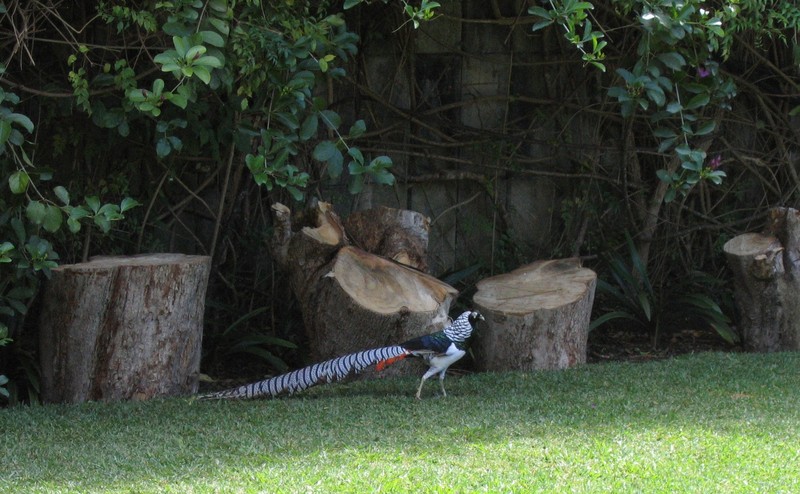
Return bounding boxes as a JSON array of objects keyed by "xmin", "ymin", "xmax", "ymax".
[{"xmin": 198, "ymin": 345, "xmax": 409, "ymax": 400}]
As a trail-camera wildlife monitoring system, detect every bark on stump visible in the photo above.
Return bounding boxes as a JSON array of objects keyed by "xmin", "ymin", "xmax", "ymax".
[
  {"xmin": 271, "ymin": 201, "xmax": 456, "ymax": 375},
  {"xmin": 723, "ymin": 206, "xmax": 800, "ymax": 351},
  {"xmin": 38, "ymin": 253, "xmax": 211, "ymax": 403},
  {"xmin": 472, "ymin": 258, "xmax": 596, "ymax": 371},
  {"xmin": 344, "ymin": 206, "xmax": 431, "ymax": 271}
]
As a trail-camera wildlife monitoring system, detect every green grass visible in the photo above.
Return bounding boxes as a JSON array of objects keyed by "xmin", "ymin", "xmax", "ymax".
[{"xmin": 2, "ymin": 352, "xmax": 799, "ymax": 493}]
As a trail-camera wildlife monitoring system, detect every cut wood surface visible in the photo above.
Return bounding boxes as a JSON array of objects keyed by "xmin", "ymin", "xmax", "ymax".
[
  {"xmin": 270, "ymin": 202, "xmax": 455, "ymax": 375},
  {"xmin": 472, "ymin": 258, "xmax": 596, "ymax": 371},
  {"xmin": 38, "ymin": 253, "xmax": 211, "ymax": 403},
  {"xmin": 724, "ymin": 206, "xmax": 800, "ymax": 351}
]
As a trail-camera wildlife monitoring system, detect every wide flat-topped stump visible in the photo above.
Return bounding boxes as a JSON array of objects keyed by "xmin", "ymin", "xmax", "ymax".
[
  {"xmin": 38, "ymin": 253, "xmax": 211, "ymax": 403},
  {"xmin": 472, "ymin": 258, "xmax": 596, "ymax": 371},
  {"xmin": 270, "ymin": 202, "xmax": 456, "ymax": 377}
]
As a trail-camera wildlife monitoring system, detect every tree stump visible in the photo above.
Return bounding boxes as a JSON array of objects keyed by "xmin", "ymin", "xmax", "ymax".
[
  {"xmin": 472, "ymin": 258, "xmax": 596, "ymax": 371},
  {"xmin": 270, "ymin": 201, "xmax": 456, "ymax": 375},
  {"xmin": 723, "ymin": 206, "xmax": 800, "ymax": 351},
  {"xmin": 38, "ymin": 253, "xmax": 211, "ymax": 403},
  {"xmin": 344, "ymin": 206, "xmax": 431, "ymax": 271}
]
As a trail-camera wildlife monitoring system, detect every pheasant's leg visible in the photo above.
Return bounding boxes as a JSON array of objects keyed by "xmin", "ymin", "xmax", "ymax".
[
  {"xmin": 438, "ymin": 371, "xmax": 447, "ymax": 397},
  {"xmin": 415, "ymin": 376, "xmax": 427, "ymax": 400}
]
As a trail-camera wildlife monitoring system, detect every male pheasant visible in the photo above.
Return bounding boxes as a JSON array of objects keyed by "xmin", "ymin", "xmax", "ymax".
[{"xmin": 199, "ymin": 310, "xmax": 483, "ymax": 400}]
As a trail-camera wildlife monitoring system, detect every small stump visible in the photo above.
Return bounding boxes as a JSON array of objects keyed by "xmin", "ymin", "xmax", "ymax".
[
  {"xmin": 472, "ymin": 258, "xmax": 596, "ymax": 371},
  {"xmin": 723, "ymin": 206, "xmax": 800, "ymax": 351},
  {"xmin": 38, "ymin": 253, "xmax": 211, "ymax": 403}
]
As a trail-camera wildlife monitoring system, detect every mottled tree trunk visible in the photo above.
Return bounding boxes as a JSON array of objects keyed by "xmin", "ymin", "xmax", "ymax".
[
  {"xmin": 344, "ymin": 206, "xmax": 431, "ymax": 271},
  {"xmin": 724, "ymin": 206, "xmax": 800, "ymax": 351},
  {"xmin": 472, "ymin": 258, "xmax": 596, "ymax": 371},
  {"xmin": 38, "ymin": 254, "xmax": 211, "ymax": 403}
]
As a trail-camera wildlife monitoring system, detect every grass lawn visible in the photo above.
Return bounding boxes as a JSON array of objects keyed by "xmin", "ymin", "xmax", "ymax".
[{"xmin": 1, "ymin": 351, "xmax": 799, "ymax": 493}]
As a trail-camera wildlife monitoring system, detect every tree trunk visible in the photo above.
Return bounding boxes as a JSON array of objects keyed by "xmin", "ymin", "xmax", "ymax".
[
  {"xmin": 344, "ymin": 206, "xmax": 431, "ymax": 271},
  {"xmin": 38, "ymin": 253, "xmax": 211, "ymax": 403},
  {"xmin": 472, "ymin": 258, "xmax": 596, "ymax": 371},
  {"xmin": 270, "ymin": 202, "xmax": 456, "ymax": 375},
  {"xmin": 723, "ymin": 206, "xmax": 800, "ymax": 351}
]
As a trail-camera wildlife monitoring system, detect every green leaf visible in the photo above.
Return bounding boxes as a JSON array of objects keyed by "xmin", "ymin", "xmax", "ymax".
[
  {"xmin": 652, "ymin": 127, "xmax": 676, "ymax": 138},
  {"xmin": 349, "ymin": 120, "xmax": 366, "ymax": 138},
  {"xmin": 208, "ymin": 0, "xmax": 228, "ymax": 13},
  {"xmin": 208, "ymin": 17, "xmax": 230, "ymax": 36},
  {"xmin": 85, "ymin": 196, "xmax": 101, "ymax": 214},
  {"xmin": 371, "ymin": 169, "xmax": 395, "ymax": 185},
  {"xmin": 173, "ymin": 36, "xmax": 190, "ymax": 57},
  {"xmin": 68, "ymin": 205, "xmax": 91, "ymax": 221},
  {"xmin": 194, "ymin": 55, "xmax": 223, "ymax": 68},
  {"xmin": 0, "ymin": 119, "xmax": 12, "ymax": 146},
  {"xmin": 312, "ymin": 141, "xmax": 337, "ymax": 161},
  {"xmin": 167, "ymin": 91, "xmax": 188, "ymax": 109},
  {"xmin": 286, "ymin": 185, "xmax": 304, "ymax": 201},
  {"xmin": 8, "ymin": 170, "xmax": 29, "ymax": 194},
  {"xmin": 94, "ymin": 214, "xmax": 111, "ymax": 233},
  {"xmin": 152, "ymin": 78, "xmax": 165, "ymax": 96},
  {"xmin": 646, "ymin": 87, "xmax": 665, "ymax": 107},
  {"xmin": 347, "ymin": 147, "xmax": 364, "ymax": 165},
  {"xmin": 685, "ymin": 93, "xmax": 710, "ymax": 110},
  {"xmin": 694, "ymin": 120, "xmax": 716, "ymax": 136},
  {"xmin": 53, "ymin": 185, "xmax": 70, "ymax": 205},
  {"xmin": 98, "ymin": 203, "xmax": 122, "ymax": 220},
  {"xmin": 348, "ymin": 174, "xmax": 364, "ymax": 194},
  {"xmin": 657, "ymin": 137, "xmax": 676, "ymax": 153},
  {"xmin": 67, "ymin": 217, "xmax": 81, "ymax": 233},
  {"xmin": 6, "ymin": 112, "xmax": 34, "ymax": 133},
  {"xmin": 120, "ymin": 197, "xmax": 140, "ymax": 213},
  {"xmin": 528, "ymin": 6, "xmax": 551, "ymax": 18},
  {"xmin": 299, "ymin": 115, "xmax": 318, "ymax": 140},
  {"xmin": 156, "ymin": 138, "xmax": 171, "ymax": 158},
  {"xmin": 328, "ymin": 150, "xmax": 344, "ymax": 178},
  {"xmin": 200, "ymin": 31, "xmax": 225, "ymax": 48},
  {"xmin": 320, "ymin": 110, "xmax": 341, "ymax": 130},
  {"xmin": 192, "ymin": 66, "xmax": 212, "ymax": 84},
  {"xmin": 43, "ymin": 205, "xmax": 63, "ymax": 233},
  {"xmin": 531, "ymin": 19, "xmax": 554, "ymax": 32},
  {"xmin": 656, "ymin": 52, "xmax": 686, "ymax": 71},
  {"xmin": 589, "ymin": 310, "xmax": 642, "ymax": 331},
  {"xmin": 348, "ymin": 160, "xmax": 365, "ymax": 175},
  {"xmin": 25, "ymin": 200, "xmax": 46, "ymax": 225},
  {"xmin": 274, "ymin": 111, "xmax": 299, "ymax": 130}
]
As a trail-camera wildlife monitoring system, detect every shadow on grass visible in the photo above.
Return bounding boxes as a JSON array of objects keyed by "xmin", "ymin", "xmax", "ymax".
[{"xmin": 2, "ymin": 352, "xmax": 799, "ymax": 492}]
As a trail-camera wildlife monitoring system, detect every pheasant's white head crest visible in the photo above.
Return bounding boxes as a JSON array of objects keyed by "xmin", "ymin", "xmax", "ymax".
[{"xmin": 445, "ymin": 310, "xmax": 484, "ymax": 342}]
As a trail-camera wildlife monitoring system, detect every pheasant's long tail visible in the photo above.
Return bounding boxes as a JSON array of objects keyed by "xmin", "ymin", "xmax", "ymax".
[{"xmin": 198, "ymin": 345, "xmax": 410, "ymax": 400}]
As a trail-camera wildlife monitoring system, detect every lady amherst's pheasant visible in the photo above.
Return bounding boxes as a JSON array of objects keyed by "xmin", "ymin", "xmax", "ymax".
[{"xmin": 199, "ymin": 310, "xmax": 483, "ymax": 400}]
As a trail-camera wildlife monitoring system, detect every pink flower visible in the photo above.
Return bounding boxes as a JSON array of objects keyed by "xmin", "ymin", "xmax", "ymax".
[
  {"xmin": 697, "ymin": 66, "xmax": 711, "ymax": 78},
  {"xmin": 708, "ymin": 154, "xmax": 722, "ymax": 170}
]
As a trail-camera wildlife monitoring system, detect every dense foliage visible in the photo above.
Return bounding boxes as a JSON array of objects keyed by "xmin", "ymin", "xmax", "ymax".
[
  {"xmin": 0, "ymin": 0, "xmax": 798, "ymax": 402},
  {"xmin": 0, "ymin": 0, "xmax": 398, "ymax": 402}
]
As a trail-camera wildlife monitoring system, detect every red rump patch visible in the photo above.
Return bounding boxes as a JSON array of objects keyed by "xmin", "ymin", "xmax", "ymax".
[{"xmin": 375, "ymin": 354, "xmax": 408, "ymax": 371}]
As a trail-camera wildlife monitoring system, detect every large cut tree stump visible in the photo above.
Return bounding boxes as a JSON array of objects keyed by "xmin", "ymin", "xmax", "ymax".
[
  {"xmin": 38, "ymin": 253, "xmax": 211, "ymax": 403},
  {"xmin": 271, "ymin": 201, "xmax": 456, "ymax": 374},
  {"xmin": 472, "ymin": 258, "xmax": 596, "ymax": 371},
  {"xmin": 724, "ymin": 206, "xmax": 800, "ymax": 351}
]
